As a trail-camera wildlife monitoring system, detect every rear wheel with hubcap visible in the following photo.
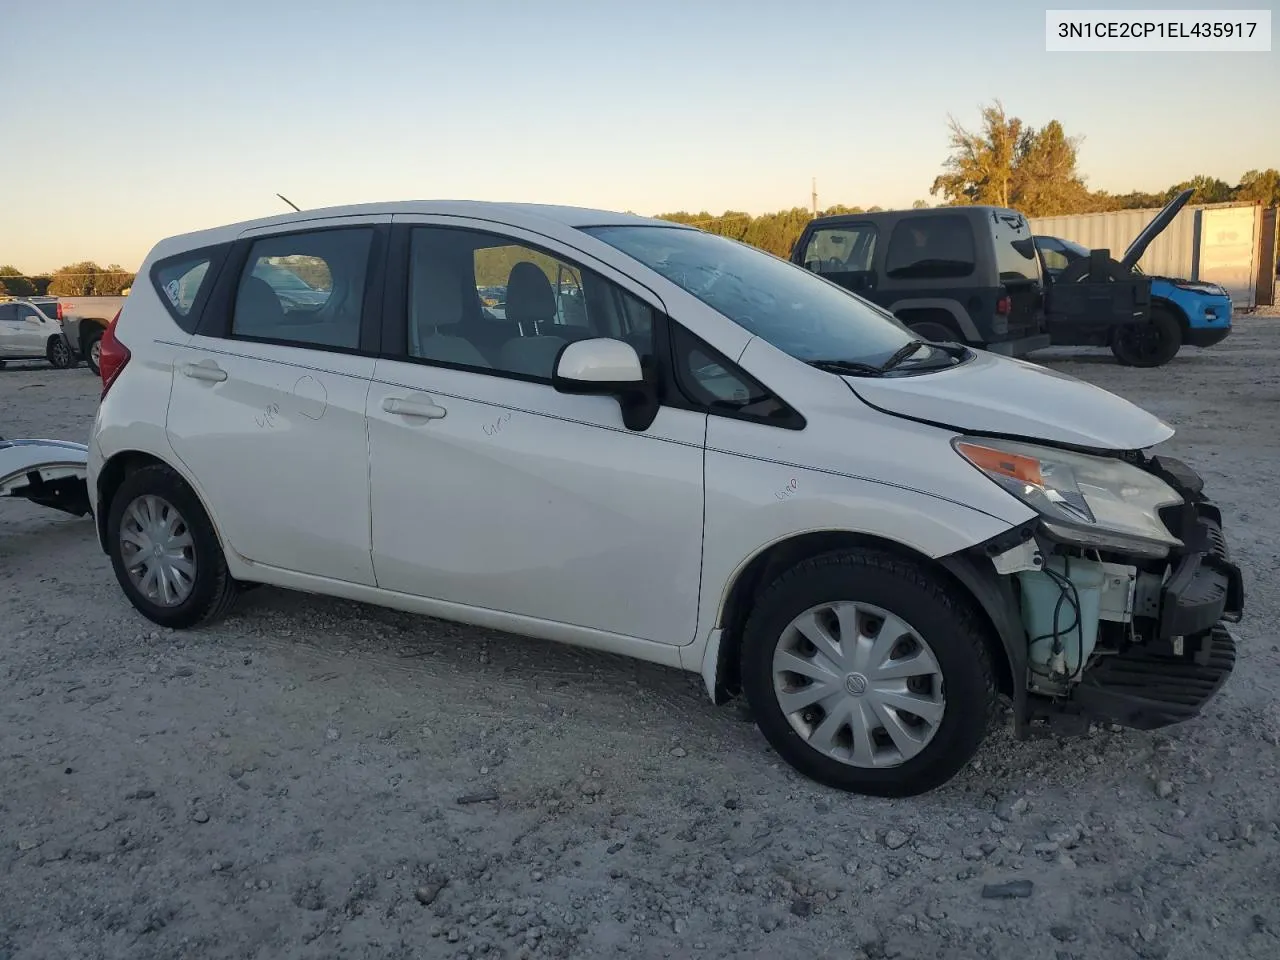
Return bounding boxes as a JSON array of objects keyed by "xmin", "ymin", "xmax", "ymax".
[
  {"xmin": 107, "ymin": 464, "xmax": 239, "ymax": 628},
  {"xmin": 740, "ymin": 550, "xmax": 997, "ymax": 796}
]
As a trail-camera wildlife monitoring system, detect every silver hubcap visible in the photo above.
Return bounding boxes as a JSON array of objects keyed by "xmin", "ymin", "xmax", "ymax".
[
  {"xmin": 772, "ymin": 602, "xmax": 946, "ymax": 768},
  {"xmin": 54, "ymin": 341, "xmax": 68, "ymax": 363},
  {"xmin": 119, "ymin": 494, "xmax": 196, "ymax": 606},
  {"xmin": 90, "ymin": 340, "xmax": 101, "ymax": 366}
]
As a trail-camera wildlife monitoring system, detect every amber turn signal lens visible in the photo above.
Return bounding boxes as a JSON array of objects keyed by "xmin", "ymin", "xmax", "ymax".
[{"xmin": 956, "ymin": 442, "xmax": 1044, "ymax": 487}]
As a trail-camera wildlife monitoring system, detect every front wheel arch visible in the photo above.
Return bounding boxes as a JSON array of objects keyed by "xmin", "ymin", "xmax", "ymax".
[{"xmin": 709, "ymin": 531, "xmax": 1014, "ymax": 704}]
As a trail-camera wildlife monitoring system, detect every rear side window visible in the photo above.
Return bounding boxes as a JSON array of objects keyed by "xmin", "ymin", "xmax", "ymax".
[
  {"xmin": 885, "ymin": 215, "xmax": 976, "ymax": 279},
  {"xmin": 801, "ymin": 225, "xmax": 878, "ymax": 275},
  {"xmin": 991, "ymin": 210, "xmax": 1040, "ymax": 283},
  {"xmin": 231, "ymin": 227, "xmax": 373, "ymax": 350},
  {"xmin": 152, "ymin": 247, "xmax": 224, "ymax": 333},
  {"xmin": 0, "ymin": 304, "xmax": 16, "ymax": 321}
]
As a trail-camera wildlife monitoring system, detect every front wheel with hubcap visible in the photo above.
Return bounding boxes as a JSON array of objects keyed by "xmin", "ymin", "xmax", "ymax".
[
  {"xmin": 107, "ymin": 464, "xmax": 239, "ymax": 628},
  {"xmin": 740, "ymin": 550, "xmax": 997, "ymax": 796}
]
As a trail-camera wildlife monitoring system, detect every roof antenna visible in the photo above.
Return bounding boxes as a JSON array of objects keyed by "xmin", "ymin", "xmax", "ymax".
[{"xmin": 276, "ymin": 193, "xmax": 301, "ymax": 212}]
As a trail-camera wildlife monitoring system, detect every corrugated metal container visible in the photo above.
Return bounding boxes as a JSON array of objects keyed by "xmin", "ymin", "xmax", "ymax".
[{"xmin": 1030, "ymin": 202, "xmax": 1260, "ymax": 308}]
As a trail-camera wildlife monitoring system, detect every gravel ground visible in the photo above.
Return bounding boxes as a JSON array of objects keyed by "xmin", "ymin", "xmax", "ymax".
[{"xmin": 3, "ymin": 313, "xmax": 1279, "ymax": 960}]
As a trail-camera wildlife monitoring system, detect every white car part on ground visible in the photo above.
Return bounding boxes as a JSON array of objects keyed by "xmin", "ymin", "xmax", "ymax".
[{"xmin": 0, "ymin": 437, "xmax": 91, "ymax": 517}]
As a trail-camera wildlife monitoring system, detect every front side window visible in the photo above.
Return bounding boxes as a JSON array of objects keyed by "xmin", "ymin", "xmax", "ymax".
[
  {"xmin": 231, "ymin": 228, "xmax": 372, "ymax": 350},
  {"xmin": 672, "ymin": 323, "xmax": 799, "ymax": 426},
  {"xmin": 801, "ymin": 224, "xmax": 878, "ymax": 275},
  {"xmin": 885, "ymin": 215, "xmax": 976, "ymax": 280},
  {"xmin": 404, "ymin": 227, "xmax": 655, "ymax": 381},
  {"xmin": 581, "ymin": 224, "xmax": 915, "ymax": 367}
]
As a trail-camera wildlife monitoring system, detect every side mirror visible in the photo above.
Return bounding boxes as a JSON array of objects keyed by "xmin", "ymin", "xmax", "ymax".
[{"xmin": 553, "ymin": 337, "xmax": 657, "ymax": 431}]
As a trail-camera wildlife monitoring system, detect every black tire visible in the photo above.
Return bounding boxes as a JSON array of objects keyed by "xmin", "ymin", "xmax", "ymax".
[
  {"xmin": 84, "ymin": 327, "xmax": 104, "ymax": 375},
  {"xmin": 47, "ymin": 336, "xmax": 76, "ymax": 369},
  {"xmin": 1110, "ymin": 305, "xmax": 1181, "ymax": 367},
  {"xmin": 739, "ymin": 549, "xmax": 997, "ymax": 797},
  {"xmin": 106, "ymin": 464, "xmax": 239, "ymax": 629}
]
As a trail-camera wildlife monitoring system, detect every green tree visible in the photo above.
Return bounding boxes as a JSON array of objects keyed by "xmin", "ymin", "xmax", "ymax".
[
  {"xmin": 1166, "ymin": 175, "xmax": 1234, "ymax": 205},
  {"xmin": 0, "ymin": 265, "xmax": 36, "ymax": 298},
  {"xmin": 911, "ymin": 199, "xmax": 931, "ymax": 209},
  {"xmin": 1012, "ymin": 120, "xmax": 1091, "ymax": 216},
  {"xmin": 1235, "ymin": 168, "xmax": 1280, "ymax": 206},
  {"xmin": 931, "ymin": 100, "xmax": 1025, "ymax": 207},
  {"xmin": 48, "ymin": 262, "xmax": 100, "ymax": 296}
]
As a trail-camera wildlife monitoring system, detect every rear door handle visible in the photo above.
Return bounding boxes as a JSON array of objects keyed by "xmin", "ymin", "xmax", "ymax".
[
  {"xmin": 183, "ymin": 360, "xmax": 227, "ymax": 383},
  {"xmin": 382, "ymin": 395, "xmax": 447, "ymax": 420}
]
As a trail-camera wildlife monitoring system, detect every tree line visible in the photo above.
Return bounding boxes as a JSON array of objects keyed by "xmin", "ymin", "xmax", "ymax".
[
  {"xmin": 653, "ymin": 99, "xmax": 1277, "ymax": 260},
  {"xmin": 0, "ymin": 262, "xmax": 135, "ymax": 298}
]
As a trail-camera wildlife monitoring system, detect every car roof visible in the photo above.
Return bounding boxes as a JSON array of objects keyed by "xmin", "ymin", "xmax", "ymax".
[
  {"xmin": 149, "ymin": 201, "xmax": 686, "ymax": 260},
  {"xmin": 808, "ymin": 205, "xmax": 1015, "ymax": 228}
]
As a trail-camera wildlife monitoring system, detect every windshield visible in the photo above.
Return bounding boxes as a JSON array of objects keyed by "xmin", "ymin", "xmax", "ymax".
[
  {"xmin": 1058, "ymin": 237, "xmax": 1092, "ymax": 259},
  {"xmin": 580, "ymin": 225, "xmax": 915, "ymax": 365}
]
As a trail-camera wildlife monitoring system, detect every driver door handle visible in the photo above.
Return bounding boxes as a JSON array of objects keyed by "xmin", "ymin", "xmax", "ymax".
[
  {"xmin": 382, "ymin": 395, "xmax": 447, "ymax": 420},
  {"xmin": 183, "ymin": 360, "xmax": 227, "ymax": 383}
]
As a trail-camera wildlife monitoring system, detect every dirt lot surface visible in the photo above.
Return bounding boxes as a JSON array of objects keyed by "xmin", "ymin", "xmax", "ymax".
[{"xmin": 3, "ymin": 314, "xmax": 1279, "ymax": 960}]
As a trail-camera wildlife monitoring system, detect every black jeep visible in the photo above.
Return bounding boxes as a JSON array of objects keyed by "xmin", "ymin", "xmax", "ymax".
[{"xmin": 790, "ymin": 205, "xmax": 1147, "ymax": 357}]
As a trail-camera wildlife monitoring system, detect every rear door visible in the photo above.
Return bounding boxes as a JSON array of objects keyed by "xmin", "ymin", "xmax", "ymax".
[
  {"xmin": 988, "ymin": 209, "xmax": 1046, "ymax": 340},
  {"xmin": 165, "ymin": 215, "xmax": 389, "ymax": 585}
]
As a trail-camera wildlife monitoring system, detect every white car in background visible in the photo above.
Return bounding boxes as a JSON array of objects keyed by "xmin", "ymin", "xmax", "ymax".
[
  {"xmin": 84, "ymin": 202, "xmax": 1244, "ymax": 796},
  {"xmin": 0, "ymin": 298, "xmax": 75, "ymax": 369}
]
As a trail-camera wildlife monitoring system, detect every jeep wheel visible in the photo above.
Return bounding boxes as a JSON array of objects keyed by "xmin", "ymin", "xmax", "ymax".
[
  {"xmin": 739, "ymin": 550, "xmax": 996, "ymax": 797},
  {"xmin": 1111, "ymin": 306, "xmax": 1181, "ymax": 367}
]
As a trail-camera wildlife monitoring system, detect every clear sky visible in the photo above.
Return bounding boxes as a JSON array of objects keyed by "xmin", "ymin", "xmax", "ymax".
[{"xmin": 2, "ymin": 0, "xmax": 1276, "ymax": 273}]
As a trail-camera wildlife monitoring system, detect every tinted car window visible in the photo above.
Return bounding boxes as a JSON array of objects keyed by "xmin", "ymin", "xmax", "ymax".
[
  {"xmin": 231, "ymin": 228, "xmax": 372, "ymax": 350},
  {"xmin": 0, "ymin": 305, "xmax": 15, "ymax": 322},
  {"xmin": 582, "ymin": 225, "xmax": 914, "ymax": 366},
  {"xmin": 403, "ymin": 226, "xmax": 655, "ymax": 380},
  {"xmin": 990, "ymin": 210, "xmax": 1040, "ymax": 283},
  {"xmin": 885, "ymin": 215, "xmax": 976, "ymax": 279}
]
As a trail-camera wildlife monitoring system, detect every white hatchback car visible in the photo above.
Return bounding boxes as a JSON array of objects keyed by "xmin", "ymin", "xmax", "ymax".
[{"xmin": 86, "ymin": 202, "xmax": 1244, "ymax": 796}]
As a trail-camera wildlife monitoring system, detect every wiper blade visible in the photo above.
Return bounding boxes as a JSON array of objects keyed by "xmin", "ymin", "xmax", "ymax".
[
  {"xmin": 878, "ymin": 339, "xmax": 929, "ymax": 372},
  {"xmin": 806, "ymin": 358, "xmax": 885, "ymax": 377}
]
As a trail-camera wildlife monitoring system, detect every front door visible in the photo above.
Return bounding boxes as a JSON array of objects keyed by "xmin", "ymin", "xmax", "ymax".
[
  {"xmin": 366, "ymin": 218, "xmax": 707, "ymax": 644},
  {"xmin": 165, "ymin": 216, "xmax": 389, "ymax": 585}
]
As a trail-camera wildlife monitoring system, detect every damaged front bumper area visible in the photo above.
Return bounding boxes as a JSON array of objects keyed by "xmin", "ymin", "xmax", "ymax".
[{"xmin": 952, "ymin": 454, "xmax": 1245, "ymax": 738}]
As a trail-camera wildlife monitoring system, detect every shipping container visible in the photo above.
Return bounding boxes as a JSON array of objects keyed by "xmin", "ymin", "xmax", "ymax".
[{"xmin": 1030, "ymin": 202, "xmax": 1261, "ymax": 309}]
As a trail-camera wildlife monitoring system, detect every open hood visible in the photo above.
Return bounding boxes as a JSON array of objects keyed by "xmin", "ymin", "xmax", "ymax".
[
  {"xmin": 844, "ymin": 351, "xmax": 1174, "ymax": 450},
  {"xmin": 1120, "ymin": 188, "xmax": 1193, "ymax": 271}
]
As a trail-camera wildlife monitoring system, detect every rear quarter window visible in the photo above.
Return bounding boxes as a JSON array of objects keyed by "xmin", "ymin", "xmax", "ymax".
[
  {"xmin": 990, "ymin": 210, "xmax": 1041, "ymax": 284},
  {"xmin": 885, "ymin": 215, "xmax": 976, "ymax": 280},
  {"xmin": 150, "ymin": 245, "xmax": 228, "ymax": 333}
]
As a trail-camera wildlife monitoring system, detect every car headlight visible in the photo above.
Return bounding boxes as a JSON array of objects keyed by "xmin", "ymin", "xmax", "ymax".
[{"xmin": 953, "ymin": 437, "xmax": 1184, "ymax": 558}]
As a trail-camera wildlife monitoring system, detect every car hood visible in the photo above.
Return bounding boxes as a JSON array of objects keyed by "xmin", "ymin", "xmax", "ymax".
[
  {"xmin": 1121, "ymin": 188, "xmax": 1193, "ymax": 271},
  {"xmin": 844, "ymin": 350, "xmax": 1174, "ymax": 450}
]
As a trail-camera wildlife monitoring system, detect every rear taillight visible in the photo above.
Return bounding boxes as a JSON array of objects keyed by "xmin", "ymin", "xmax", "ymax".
[
  {"xmin": 99, "ymin": 309, "xmax": 131, "ymax": 399},
  {"xmin": 56, "ymin": 301, "xmax": 63, "ymax": 321},
  {"xmin": 996, "ymin": 295, "xmax": 1012, "ymax": 315}
]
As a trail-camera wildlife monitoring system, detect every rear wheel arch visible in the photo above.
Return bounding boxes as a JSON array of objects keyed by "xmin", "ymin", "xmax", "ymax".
[
  {"xmin": 96, "ymin": 451, "xmax": 227, "ymax": 561},
  {"xmin": 709, "ymin": 530, "xmax": 1013, "ymax": 704}
]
